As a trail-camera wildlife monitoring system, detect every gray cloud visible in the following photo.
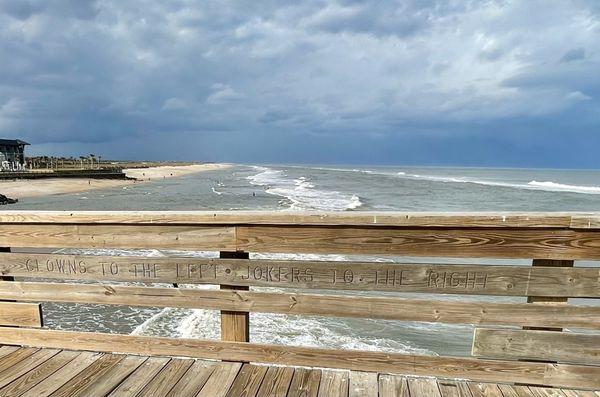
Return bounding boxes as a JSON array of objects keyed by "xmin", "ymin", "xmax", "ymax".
[{"xmin": 0, "ymin": 0, "xmax": 599, "ymax": 166}]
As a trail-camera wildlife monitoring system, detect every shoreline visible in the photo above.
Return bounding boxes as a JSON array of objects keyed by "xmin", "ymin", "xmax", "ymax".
[{"xmin": 0, "ymin": 163, "xmax": 231, "ymax": 200}]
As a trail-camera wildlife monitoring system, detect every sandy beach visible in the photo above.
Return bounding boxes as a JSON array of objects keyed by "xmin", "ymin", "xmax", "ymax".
[{"xmin": 0, "ymin": 163, "xmax": 230, "ymax": 199}]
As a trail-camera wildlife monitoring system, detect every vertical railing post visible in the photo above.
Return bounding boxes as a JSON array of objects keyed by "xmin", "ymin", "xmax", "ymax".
[
  {"xmin": 525, "ymin": 259, "xmax": 574, "ymax": 331},
  {"xmin": 513, "ymin": 258, "xmax": 574, "ymax": 387},
  {"xmin": 219, "ymin": 251, "xmax": 250, "ymax": 342},
  {"xmin": 0, "ymin": 247, "xmax": 13, "ymax": 282}
]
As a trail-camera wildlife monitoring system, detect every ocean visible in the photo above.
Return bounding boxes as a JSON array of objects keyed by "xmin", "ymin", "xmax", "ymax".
[{"xmin": 10, "ymin": 164, "xmax": 600, "ymax": 357}]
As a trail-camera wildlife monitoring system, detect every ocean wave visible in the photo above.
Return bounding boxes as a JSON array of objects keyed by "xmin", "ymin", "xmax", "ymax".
[
  {"xmin": 395, "ymin": 172, "xmax": 600, "ymax": 195},
  {"xmin": 291, "ymin": 165, "xmax": 600, "ymax": 196},
  {"xmin": 247, "ymin": 166, "xmax": 363, "ymax": 211},
  {"xmin": 527, "ymin": 180, "xmax": 600, "ymax": 194}
]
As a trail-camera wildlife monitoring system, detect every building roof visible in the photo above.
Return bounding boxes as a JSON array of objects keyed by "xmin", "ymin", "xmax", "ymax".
[{"xmin": 0, "ymin": 139, "xmax": 30, "ymax": 146}]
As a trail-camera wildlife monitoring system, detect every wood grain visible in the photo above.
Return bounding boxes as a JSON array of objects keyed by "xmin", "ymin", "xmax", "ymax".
[
  {"xmin": 256, "ymin": 366, "xmax": 295, "ymax": 397},
  {"xmin": 220, "ymin": 251, "xmax": 250, "ymax": 343},
  {"xmin": 225, "ymin": 364, "xmax": 268, "ymax": 397},
  {"xmin": 50, "ymin": 354, "xmax": 124, "ymax": 397},
  {"xmin": 378, "ymin": 375, "xmax": 409, "ymax": 397},
  {"xmin": 1, "ymin": 221, "xmax": 600, "ymax": 259},
  {"xmin": 349, "ymin": 371, "xmax": 377, "ymax": 397},
  {"xmin": 408, "ymin": 378, "xmax": 441, "ymax": 397},
  {"xmin": 166, "ymin": 360, "xmax": 216, "ymax": 397},
  {"xmin": 437, "ymin": 381, "xmax": 472, "ymax": 397},
  {"xmin": 468, "ymin": 383, "xmax": 504, "ymax": 397},
  {"xmin": 136, "ymin": 358, "xmax": 193, "ymax": 397},
  {"xmin": 0, "ymin": 224, "xmax": 236, "ymax": 250},
  {"xmin": 287, "ymin": 367, "xmax": 321, "ymax": 397},
  {"xmin": 107, "ymin": 356, "xmax": 170, "ymax": 397},
  {"xmin": 0, "ymin": 210, "xmax": 582, "ymax": 228},
  {"xmin": 0, "ymin": 350, "xmax": 79, "ymax": 397},
  {"xmin": 0, "ymin": 348, "xmax": 59, "ymax": 389},
  {"xmin": 197, "ymin": 362, "xmax": 243, "ymax": 397},
  {"xmin": 0, "ymin": 348, "xmax": 38, "ymax": 374},
  {"xmin": 473, "ymin": 329, "xmax": 600, "ymax": 365},
  {"xmin": 0, "ymin": 302, "xmax": 42, "ymax": 328},
  {"xmin": 5, "ymin": 281, "xmax": 600, "ymax": 329},
  {"xmin": 65, "ymin": 355, "xmax": 147, "ymax": 397},
  {"xmin": 4, "ymin": 328, "xmax": 600, "ymax": 388},
  {"xmin": 3, "ymin": 252, "xmax": 600, "ymax": 297},
  {"xmin": 22, "ymin": 351, "xmax": 103, "ymax": 397},
  {"xmin": 236, "ymin": 226, "xmax": 600, "ymax": 259},
  {"xmin": 317, "ymin": 370, "xmax": 348, "ymax": 397}
]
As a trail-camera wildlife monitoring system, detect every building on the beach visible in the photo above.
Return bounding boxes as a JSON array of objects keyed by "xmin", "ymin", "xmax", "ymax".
[{"xmin": 0, "ymin": 139, "xmax": 29, "ymax": 171}]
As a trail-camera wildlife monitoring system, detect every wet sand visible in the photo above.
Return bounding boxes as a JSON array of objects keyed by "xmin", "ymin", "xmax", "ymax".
[{"xmin": 0, "ymin": 163, "xmax": 231, "ymax": 199}]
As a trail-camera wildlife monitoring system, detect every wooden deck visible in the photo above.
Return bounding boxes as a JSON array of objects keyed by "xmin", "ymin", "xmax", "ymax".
[{"xmin": 0, "ymin": 346, "xmax": 598, "ymax": 397}]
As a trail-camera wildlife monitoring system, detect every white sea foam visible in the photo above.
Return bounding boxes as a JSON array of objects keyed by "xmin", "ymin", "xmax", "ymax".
[
  {"xmin": 247, "ymin": 166, "xmax": 363, "ymax": 211},
  {"xmin": 527, "ymin": 180, "xmax": 600, "ymax": 194},
  {"xmin": 394, "ymin": 172, "xmax": 600, "ymax": 195},
  {"xmin": 295, "ymin": 165, "xmax": 600, "ymax": 196}
]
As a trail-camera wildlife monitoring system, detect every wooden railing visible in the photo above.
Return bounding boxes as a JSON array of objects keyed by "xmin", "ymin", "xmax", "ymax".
[{"xmin": 1, "ymin": 211, "xmax": 600, "ymax": 389}]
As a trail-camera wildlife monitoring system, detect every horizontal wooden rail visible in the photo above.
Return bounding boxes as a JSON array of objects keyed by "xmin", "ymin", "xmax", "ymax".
[
  {"xmin": 1, "ymin": 224, "xmax": 600, "ymax": 259},
  {"xmin": 3, "ymin": 281, "xmax": 600, "ymax": 329},
  {"xmin": 0, "ymin": 211, "xmax": 596, "ymax": 228},
  {"xmin": 0, "ymin": 302, "xmax": 42, "ymax": 328},
  {"xmin": 2, "ymin": 253, "xmax": 599, "ymax": 297},
  {"xmin": 473, "ymin": 329, "xmax": 600, "ymax": 366},
  {"xmin": 12, "ymin": 281, "xmax": 600, "ymax": 328},
  {"xmin": 0, "ymin": 328, "xmax": 598, "ymax": 389}
]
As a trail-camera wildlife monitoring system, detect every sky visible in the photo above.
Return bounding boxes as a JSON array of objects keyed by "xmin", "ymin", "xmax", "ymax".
[{"xmin": 0, "ymin": 0, "xmax": 599, "ymax": 167}]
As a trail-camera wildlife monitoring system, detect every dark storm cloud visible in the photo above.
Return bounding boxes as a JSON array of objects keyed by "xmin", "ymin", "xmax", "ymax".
[{"xmin": 1, "ymin": 0, "xmax": 599, "ymax": 166}]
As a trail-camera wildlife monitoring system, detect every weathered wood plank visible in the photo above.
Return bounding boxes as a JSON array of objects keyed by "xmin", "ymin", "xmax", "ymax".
[
  {"xmin": 236, "ymin": 226, "xmax": 600, "ymax": 259},
  {"xmin": 473, "ymin": 329, "xmax": 600, "ymax": 365},
  {"xmin": 468, "ymin": 382, "xmax": 503, "ymax": 397},
  {"xmin": 570, "ymin": 215, "xmax": 600, "ymax": 230},
  {"xmin": 255, "ymin": 366, "xmax": 294, "ymax": 397},
  {"xmin": 220, "ymin": 251, "xmax": 250, "ymax": 343},
  {"xmin": 0, "ymin": 346, "xmax": 18, "ymax": 360},
  {"xmin": 136, "ymin": 358, "xmax": 193, "ymax": 397},
  {"xmin": 378, "ymin": 375, "xmax": 409, "ymax": 397},
  {"xmin": 0, "ymin": 348, "xmax": 38, "ymax": 374},
  {"xmin": 1, "ymin": 222, "xmax": 600, "ymax": 259},
  {"xmin": 225, "ymin": 364, "xmax": 268, "ymax": 397},
  {"xmin": 408, "ymin": 378, "xmax": 441, "ymax": 397},
  {"xmin": 22, "ymin": 351, "xmax": 103, "ymax": 397},
  {"xmin": 0, "ymin": 302, "xmax": 42, "ymax": 328},
  {"xmin": 437, "ymin": 381, "xmax": 472, "ymax": 397},
  {"xmin": 4, "ymin": 253, "xmax": 600, "ymax": 298},
  {"xmin": 5, "ymin": 281, "xmax": 600, "ymax": 329},
  {"xmin": 317, "ymin": 370, "xmax": 348, "ymax": 397},
  {"xmin": 287, "ymin": 368, "xmax": 321, "ymax": 397},
  {"xmin": 166, "ymin": 360, "xmax": 216, "ymax": 397},
  {"xmin": 528, "ymin": 387, "xmax": 567, "ymax": 397},
  {"xmin": 0, "ymin": 224, "xmax": 236, "ymax": 250},
  {"xmin": 2, "ymin": 328, "xmax": 600, "ymax": 389},
  {"xmin": 65, "ymin": 355, "xmax": 147, "ymax": 397},
  {"xmin": 561, "ymin": 390, "xmax": 598, "ymax": 397},
  {"xmin": 0, "ymin": 350, "xmax": 79, "ymax": 397},
  {"xmin": 349, "ymin": 371, "xmax": 377, "ymax": 397},
  {"xmin": 0, "ymin": 210, "xmax": 580, "ymax": 228},
  {"xmin": 107, "ymin": 356, "xmax": 170, "ymax": 397},
  {"xmin": 50, "ymin": 354, "xmax": 124, "ymax": 397},
  {"xmin": 525, "ymin": 259, "xmax": 573, "ymax": 332},
  {"xmin": 0, "ymin": 348, "xmax": 59, "ymax": 389},
  {"xmin": 498, "ymin": 385, "xmax": 534, "ymax": 397},
  {"xmin": 197, "ymin": 362, "xmax": 243, "ymax": 397}
]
